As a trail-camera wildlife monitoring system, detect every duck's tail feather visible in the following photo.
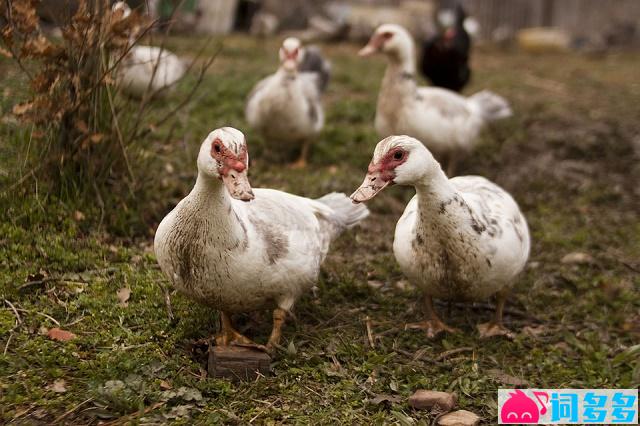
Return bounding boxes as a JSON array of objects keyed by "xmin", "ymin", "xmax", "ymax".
[
  {"xmin": 468, "ymin": 90, "xmax": 512, "ymax": 122},
  {"xmin": 299, "ymin": 46, "xmax": 331, "ymax": 93},
  {"xmin": 316, "ymin": 192, "xmax": 369, "ymax": 230}
]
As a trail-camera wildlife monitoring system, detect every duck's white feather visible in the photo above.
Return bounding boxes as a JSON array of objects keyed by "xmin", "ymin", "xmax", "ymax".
[
  {"xmin": 393, "ymin": 174, "xmax": 529, "ymax": 301},
  {"xmin": 154, "ymin": 181, "xmax": 368, "ymax": 313},
  {"xmin": 377, "ymin": 73, "xmax": 510, "ymax": 159},
  {"xmin": 372, "ymin": 25, "xmax": 511, "ymax": 159},
  {"xmin": 245, "ymin": 70, "xmax": 323, "ymax": 145},
  {"xmin": 118, "ymin": 45, "xmax": 186, "ymax": 97}
]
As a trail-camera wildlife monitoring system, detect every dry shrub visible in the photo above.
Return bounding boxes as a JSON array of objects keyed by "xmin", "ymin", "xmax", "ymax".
[{"xmin": 1, "ymin": 0, "xmax": 215, "ymax": 232}]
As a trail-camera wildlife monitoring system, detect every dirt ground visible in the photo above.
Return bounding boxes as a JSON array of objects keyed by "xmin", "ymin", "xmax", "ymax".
[{"xmin": 1, "ymin": 35, "xmax": 639, "ymax": 424}]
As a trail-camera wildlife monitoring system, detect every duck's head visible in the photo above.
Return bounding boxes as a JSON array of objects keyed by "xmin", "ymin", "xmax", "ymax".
[
  {"xmin": 111, "ymin": 1, "xmax": 132, "ymax": 19},
  {"xmin": 351, "ymin": 135, "xmax": 437, "ymax": 203},
  {"xmin": 359, "ymin": 24, "xmax": 415, "ymax": 62},
  {"xmin": 197, "ymin": 127, "xmax": 255, "ymax": 202},
  {"xmin": 279, "ymin": 37, "xmax": 304, "ymax": 73}
]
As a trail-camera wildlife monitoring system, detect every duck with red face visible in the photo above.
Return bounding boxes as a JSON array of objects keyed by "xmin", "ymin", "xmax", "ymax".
[
  {"xmin": 155, "ymin": 127, "xmax": 369, "ymax": 352},
  {"xmin": 246, "ymin": 37, "xmax": 330, "ymax": 168},
  {"xmin": 352, "ymin": 135, "xmax": 530, "ymax": 339},
  {"xmin": 358, "ymin": 23, "xmax": 511, "ymax": 176}
]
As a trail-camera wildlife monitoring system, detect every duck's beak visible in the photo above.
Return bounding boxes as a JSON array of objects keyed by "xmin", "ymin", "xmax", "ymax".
[
  {"xmin": 222, "ymin": 167, "xmax": 254, "ymax": 202},
  {"xmin": 358, "ymin": 43, "xmax": 378, "ymax": 57},
  {"xmin": 359, "ymin": 33, "xmax": 384, "ymax": 56},
  {"xmin": 350, "ymin": 170, "xmax": 391, "ymax": 203}
]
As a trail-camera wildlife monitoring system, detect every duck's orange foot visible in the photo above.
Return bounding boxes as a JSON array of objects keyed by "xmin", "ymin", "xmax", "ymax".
[
  {"xmin": 289, "ymin": 158, "xmax": 307, "ymax": 169},
  {"xmin": 405, "ymin": 320, "xmax": 460, "ymax": 339},
  {"xmin": 477, "ymin": 322, "xmax": 514, "ymax": 339},
  {"xmin": 215, "ymin": 329, "xmax": 267, "ymax": 352}
]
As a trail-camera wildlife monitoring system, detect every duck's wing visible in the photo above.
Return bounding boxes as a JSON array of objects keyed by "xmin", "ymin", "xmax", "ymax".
[
  {"xmin": 298, "ymin": 73, "xmax": 325, "ymax": 131},
  {"xmin": 245, "ymin": 74, "xmax": 276, "ymax": 125},
  {"xmin": 298, "ymin": 46, "xmax": 331, "ymax": 93},
  {"xmin": 235, "ymin": 189, "xmax": 368, "ymax": 261},
  {"xmin": 452, "ymin": 176, "xmax": 530, "ymax": 268},
  {"xmin": 415, "ymin": 86, "xmax": 473, "ymax": 120}
]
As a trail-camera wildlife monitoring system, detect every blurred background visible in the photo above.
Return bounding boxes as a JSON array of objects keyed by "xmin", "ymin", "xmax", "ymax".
[{"xmin": 37, "ymin": 0, "xmax": 640, "ymax": 50}]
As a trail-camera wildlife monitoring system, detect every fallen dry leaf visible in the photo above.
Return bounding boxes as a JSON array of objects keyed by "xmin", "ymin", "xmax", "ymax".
[
  {"xmin": 561, "ymin": 252, "xmax": 595, "ymax": 265},
  {"xmin": 370, "ymin": 394, "xmax": 402, "ymax": 405},
  {"xmin": 47, "ymin": 328, "xmax": 76, "ymax": 341},
  {"xmin": 50, "ymin": 379, "xmax": 67, "ymax": 393},
  {"xmin": 487, "ymin": 369, "xmax": 530, "ymax": 386},
  {"xmin": 522, "ymin": 324, "xmax": 548, "ymax": 338},
  {"xmin": 367, "ymin": 280, "xmax": 384, "ymax": 290},
  {"xmin": 12, "ymin": 102, "xmax": 33, "ymax": 116},
  {"xmin": 73, "ymin": 210, "xmax": 85, "ymax": 221},
  {"xmin": 117, "ymin": 287, "xmax": 131, "ymax": 307},
  {"xmin": 160, "ymin": 380, "xmax": 172, "ymax": 390}
]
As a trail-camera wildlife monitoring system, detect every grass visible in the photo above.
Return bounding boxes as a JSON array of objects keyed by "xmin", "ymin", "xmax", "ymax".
[{"xmin": 1, "ymin": 35, "xmax": 639, "ymax": 424}]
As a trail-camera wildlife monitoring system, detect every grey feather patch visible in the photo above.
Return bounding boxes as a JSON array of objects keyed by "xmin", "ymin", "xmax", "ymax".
[
  {"xmin": 248, "ymin": 213, "xmax": 289, "ymax": 264},
  {"xmin": 299, "ymin": 46, "xmax": 331, "ymax": 93}
]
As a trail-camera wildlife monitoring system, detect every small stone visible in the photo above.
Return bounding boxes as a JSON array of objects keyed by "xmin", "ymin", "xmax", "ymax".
[
  {"xmin": 408, "ymin": 390, "xmax": 456, "ymax": 411},
  {"xmin": 437, "ymin": 409, "xmax": 481, "ymax": 426},
  {"xmin": 49, "ymin": 379, "xmax": 67, "ymax": 393},
  {"xmin": 367, "ymin": 280, "xmax": 385, "ymax": 290},
  {"xmin": 561, "ymin": 252, "xmax": 595, "ymax": 265}
]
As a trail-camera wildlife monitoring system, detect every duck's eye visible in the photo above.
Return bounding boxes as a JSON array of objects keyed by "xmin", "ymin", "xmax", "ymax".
[
  {"xmin": 214, "ymin": 144, "xmax": 221, "ymax": 153},
  {"xmin": 393, "ymin": 151, "xmax": 403, "ymax": 160}
]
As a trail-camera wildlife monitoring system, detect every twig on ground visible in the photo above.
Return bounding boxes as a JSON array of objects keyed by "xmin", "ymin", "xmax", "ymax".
[
  {"xmin": 19, "ymin": 277, "xmax": 59, "ymax": 290},
  {"xmin": 101, "ymin": 401, "xmax": 166, "ymax": 425},
  {"xmin": 4, "ymin": 299, "xmax": 22, "ymax": 325},
  {"xmin": 435, "ymin": 346, "xmax": 474, "ymax": 361},
  {"xmin": 14, "ymin": 308, "xmax": 60, "ymax": 326},
  {"xmin": 52, "ymin": 398, "xmax": 93, "ymax": 424},
  {"xmin": 365, "ymin": 316, "xmax": 375, "ymax": 349},
  {"xmin": 4, "ymin": 332, "xmax": 14, "ymax": 355}
]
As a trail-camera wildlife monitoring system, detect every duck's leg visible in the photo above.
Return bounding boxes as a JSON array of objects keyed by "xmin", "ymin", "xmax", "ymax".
[
  {"xmin": 406, "ymin": 295, "xmax": 460, "ymax": 338},
  {"xmin": 215, "ymin": 311, "xmax": 267, "ymax": 350},
  {"xmin": 266, "ymin": 308, "xmax": 287, "ymax": 353},
  {"xmin": 477, "ymin": 289, "xmax": 514, "ymax": 339},
  {"xmin": 290, "ymin": 140, "xmax": 310, "ymax": 169}
]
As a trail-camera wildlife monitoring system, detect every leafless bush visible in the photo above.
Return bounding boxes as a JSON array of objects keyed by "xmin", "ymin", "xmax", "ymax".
[{"xmin": 1, "ymin": 0, "xmax": 215, "ymax": 226}]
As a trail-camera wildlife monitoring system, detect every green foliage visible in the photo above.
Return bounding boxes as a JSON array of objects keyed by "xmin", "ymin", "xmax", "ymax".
[{"xmin": 0, "ymin": 37, "xmax": 639, "ymax": 424}]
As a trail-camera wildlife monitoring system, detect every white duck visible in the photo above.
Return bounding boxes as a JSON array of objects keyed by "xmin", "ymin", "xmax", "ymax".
[
  {"xmin": 245, "ymin": 37, "xmax": 328, "ymax": 168},
  {"xmin": 351, "ymin": 135, "xmax": 530, "ymax": 338},
  {"xmin": 154, "ymin": 127, "xmax": 369, "ymax": 350},
  {"xmin": 359, "ymin": 24, "xmax": 512, "ymax": 175},
  {"xmin": 112, "ymin": 2, "xmax": 186, "ymax": 98}
]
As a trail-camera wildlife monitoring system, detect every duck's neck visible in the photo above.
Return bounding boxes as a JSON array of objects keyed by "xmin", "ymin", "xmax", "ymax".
[
  {"xmin": 381, "ymin": 52, "xmax": 417, "ymax": 100},
  {"xmin": 188, "ymin": 173, "xmax": 246, "ymax": 242},
  {"xmin": 413, "ymin": 169, "xmax": 477, "ymax": 242},
  {"xmin": 277, "ymin": 67, "xmax": 297, "ymax": 82}
]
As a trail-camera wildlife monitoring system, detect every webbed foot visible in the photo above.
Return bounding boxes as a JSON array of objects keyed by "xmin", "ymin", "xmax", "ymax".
[
  {"xmin": 406, "ymin": 320, "xmax": 460, "ymax": 339},
  {"xmin": 477, "ymin": 322, "xmax": 514, "ymax": 339}
]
